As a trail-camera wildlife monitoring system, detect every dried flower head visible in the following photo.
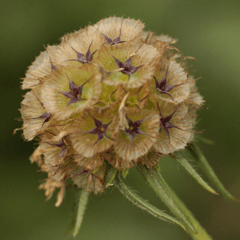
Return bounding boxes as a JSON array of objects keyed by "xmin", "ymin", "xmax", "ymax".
[
  {"xmin": 17, "ymin": 15, "xmax": 201, "ymax": 203},
  {"xmin": 16, "ymin": 16, "xmax": 235, "ymax": 239}
]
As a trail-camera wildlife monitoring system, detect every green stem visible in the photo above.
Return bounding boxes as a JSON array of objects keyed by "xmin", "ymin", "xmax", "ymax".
[{"xmin": 139, "ymin": 165, "xmax": 213, "ymax": 240}]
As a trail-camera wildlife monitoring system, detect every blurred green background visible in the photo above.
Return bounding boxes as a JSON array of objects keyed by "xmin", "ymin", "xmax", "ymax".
[{"xmin": 1, "ymin": 0, "xmax": 240, "ymax": 239}]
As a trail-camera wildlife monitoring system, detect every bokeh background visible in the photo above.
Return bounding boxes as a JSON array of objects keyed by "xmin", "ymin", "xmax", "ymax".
[{"xmin": 1, "ymin": 0, "xmax": 240, "ymax": 239}]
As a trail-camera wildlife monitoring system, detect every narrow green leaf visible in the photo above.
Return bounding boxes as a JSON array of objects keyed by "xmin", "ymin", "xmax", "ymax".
[
  {"xmin": 188, "ymin": 143, "xmax": 238, "ymax": 201},
  {"xmin": 138, "ymin": 165, "xmax": 214, "ymax": 240},
  {"xmin": 115, "ymin": 176, "xmax": 187, "ymax": 232},
  {"xmin": 72, "ymin": 189, "xmax": 90, "ymax": 238},
  {"xmin": 173, "ymin": 154, "xmax": 218, "ymax": 195},
  {"xmin": 138, "ymin": 165, "xmax": 197, "ymax": 233}
]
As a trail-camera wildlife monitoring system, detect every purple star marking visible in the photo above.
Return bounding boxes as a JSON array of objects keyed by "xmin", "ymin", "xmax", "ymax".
[
  {"xmin": 68, "ymin": 42, "xmax": 97, "ymax": 64},
  {"xmin": 85, "ymin": 116, "xmax": 112, "ymax": 144},
  {"xmin": 112, "ymin": 56, "xmax": 143, "ymax": 80},
  {"xmin": 124, "ymin": 117, "xmax": 147, "ymax": 146},
  {"xmin": 61, "ymin": 75, "xmax": 90, "ymax": 106},
  {"xmin": 157, "ymin": 105, "xmax": 182, "ymax": 143},
  {"xmin": 103, "ymin": 29, "xmax": 125, "ymax": 45},
  {"xmin": 154, "ymin": 67, "xmax": 186, "ymax": 101}
]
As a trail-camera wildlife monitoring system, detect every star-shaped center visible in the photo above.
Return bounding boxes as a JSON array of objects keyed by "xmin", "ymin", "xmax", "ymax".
[
  {"xmin": 85, "ymin": 116, "xmax": 112, "ymax": 143},
  {"xmin": 124, "ymin": 117, "xmax": 146, "ymax": 146},
  {"xmin": 103, "ymin": 29, "xmax": 125, "ymax": 45},
  {"xmin": 61, "ymin": 75, "xmax": 90, "ymax": 106},
  {"xmin": 158, "ymin": 105, "xmax": 182, "ymax": 143},
  {"xmin": 154, "ymin": 67, "xmax": 186, "ymax": 101},
  {"xmin": 68, "ymin": 41, "xmax": 97, "ymax": 64},
  {"xmin": 112, "ymin": 56, "xmax": 143, "ymax": 80}
]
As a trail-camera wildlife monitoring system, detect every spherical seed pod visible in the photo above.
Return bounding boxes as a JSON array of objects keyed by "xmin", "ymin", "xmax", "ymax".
[
  {"xmin": 18, "ymin": 87, "xmax": 54, "ymax": 141},
  {"xmin": 41, "ymin": 64, "xmax": 102, "ymax": 120},
  {"xmin": 95, "ymin": 16, "xmax": 145, "ymax": 43},
  {"xmin": 153, "ymin": 101, "xmax": 195, "ymax": 154},
  {"xmin": 94, "ymin": 40, "xmax": 160, "ymax": 89},
  {"xmin": 151, "ymin": 56, "xmax": 190, "ymax": 104},
  {"xmin": 49, "ymin": 25, "xmax": 104, "ymax": 68},
  {"xmin": 17, "ymin": 16, "xmax": 204, "ymax": 206},
  {"xmin": 114, "ymin": 109, "xmax": 160, "ymax": 161},
  {"xmin": 69, "ymin": 109, "xmax": 117, "ymax": 158}
]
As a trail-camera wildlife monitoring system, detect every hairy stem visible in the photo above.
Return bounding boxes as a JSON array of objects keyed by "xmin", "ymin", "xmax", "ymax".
[{"xmin": 115, "ymin": 175, "xmax": 187, "ymax": 231}]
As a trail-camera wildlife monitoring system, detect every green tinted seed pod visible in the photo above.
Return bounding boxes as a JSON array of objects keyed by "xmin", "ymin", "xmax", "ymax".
[
  {"xmin": 41, "ymin": 64, "xmax": 102, "ymax": 120},
  {"xmin": 17, "ymin": 16, "xmax": 203, "ymax": 200}
]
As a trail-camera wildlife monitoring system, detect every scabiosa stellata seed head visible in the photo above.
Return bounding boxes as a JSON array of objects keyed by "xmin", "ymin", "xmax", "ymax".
[
  {"xmin": 16, "ymin": 16, "xmax": 236, "ymax": 239},
  {"xmin": 18, "ymin": 14, "xmax": 199, "ymax": 213}
]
